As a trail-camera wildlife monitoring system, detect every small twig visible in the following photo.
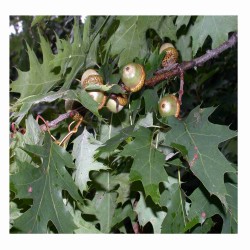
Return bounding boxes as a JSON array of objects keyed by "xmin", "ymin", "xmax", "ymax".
[
  {"xmin": 178, "ymin": 66, "xmax": 184, "ymax": 105},
  {"xmin": 145, "ymin": 32, "xmax": 237, "ymax": 87},
  {"xmin": 10, "ymin": 122, "xmax": 26, "ymax": 137},
  {"xmin": 39, "ymin": 109, "xmax": 80, "ymax": 131},
  {"xmin": 133, "ymin": 222, "xmax": 141, "ymax": 234}
]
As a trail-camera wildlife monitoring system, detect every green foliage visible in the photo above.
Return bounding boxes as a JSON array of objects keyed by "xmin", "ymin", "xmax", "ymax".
[
  {"xmin": 31, "ymin": 16, "xmax": 50, "ymax": 27},
  {"xmin": 49, "ymin": 16, "xmax": 92, "ymax": 90},
  {"xmin": 121, "ymin": 127, "xmax": 168, "ymax": 204},
  {"xmin": 135, "ymin": 192, "xmax": 166, "ymax": 233},
  {"xmin": 10, "ymin": 133, "xmax": 82, "ymax": 233},
  {"xmin": 10, "ymin": 15, "xmax": 237, "ymax": 234},
  {"xmin": 175, "ymin": 16, "xmax": 191, "ymax": 30},
  {"xmin": 10, "ymin": 115, "xmax": 43, "ymax": 173},
  {"xmin": 189, "ymin": 16, "xmax": 237, "ymax": 56},
  {"xmin": 176, "ymin": 34, "xmax": 192, "ymax": 61},
  {"xmin": 163, "ymin": 106, "xmax": 236, "ymax": 208},
  {"xmin": 72, "ymin": 129, "xmax": 108, "ymax": 192},
  {"xmin": 84, "ymin": 191, "xmax": 117, "ymax": 233},
  {"xmin": 106, "ymin": 16, "xmax": 176, "ymax": 67},
  {"xmin": 160, "ymin": 182, "xmax": 187, "ymax": 233},
  {"xmin": 10, "ymin": 31, "xmax": 60, "ymax": 99}
]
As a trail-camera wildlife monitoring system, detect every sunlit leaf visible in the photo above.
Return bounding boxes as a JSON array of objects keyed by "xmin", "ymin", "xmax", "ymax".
[
  {"xmin": 72, "ymin": 129, "xmax": 108, "ymax": 192},
  {"xmin": 83, "ymin": 191, "xmax": 117, "ymax": 233},
  {"xmin": 176, "ymin": 34, "xmax": 192, "ymax": 61},
  {"xmin": 135, "ymin": 192, "xmax": 166, "ymax": 233},
  {"xmin": 10, "ymin": 202, "xmax": 22, "ymax": 229},
  {"xmin": 175, "ymin": 16, "xmax": 191, "ymax": 30},
  {"xmin": 10, "ymin": 115, "xmax": 43, "ymax": 173}
]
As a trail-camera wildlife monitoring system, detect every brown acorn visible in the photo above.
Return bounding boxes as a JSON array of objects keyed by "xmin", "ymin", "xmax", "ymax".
[{"xmin": 160, "ymin": 43, "xmax": 179, "ymax": 67}]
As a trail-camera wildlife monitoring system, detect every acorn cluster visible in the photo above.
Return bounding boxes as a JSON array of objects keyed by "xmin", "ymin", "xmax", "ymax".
[{"xmin": 66, "ymin": 43, "xmax": 180, "ymax": 117}]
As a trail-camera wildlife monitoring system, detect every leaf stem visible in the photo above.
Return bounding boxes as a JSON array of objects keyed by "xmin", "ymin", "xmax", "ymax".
[
  {"xmin": 109, "ymin": 113, "xmax": 113, "ymax": 140},
  {"xmin": 178, "ymin": 167, "xmax": 187, "ymax": 227},
  {"xmin": 155, "ymin": 132, "xmax": 159, "ymax": 149},
  {"xmin": 129, "ymin": 103, "xmax": 133, "ymax": 126}
]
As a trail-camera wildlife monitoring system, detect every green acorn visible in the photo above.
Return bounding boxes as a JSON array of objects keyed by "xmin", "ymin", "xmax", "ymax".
[
  {"xmin": 158, "ymin": 94, "xmax": 180, "ymax": 117},
  {"xmin": 121, "ymin": 63, "xmax": 145, "ymax": 92}
]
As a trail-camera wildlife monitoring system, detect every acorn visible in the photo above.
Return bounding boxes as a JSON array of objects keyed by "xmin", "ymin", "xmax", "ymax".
[
  {"xmin": 159, "ymin": 43, "xmax": 178, "ymax": 67},
  {"xmin": 121, "ymin": 63, "xmax": 145, "ymax": 92},
  {"xmin": 158, "ymin": 94, "xmax": 180, "ymax": 118},
  {"xmin": 106, "ymin": 95, "xmax": 128, "ymax": 113},
  {"xmin": 81, "ymin": 69, "xmax": 107, "ymax": 110},
  {"xmin": 106, "ymin": 99, "xmax": 124, "ymax": 113},
  {"xmin": 81, "ymin": 69, "xmax": 103, "ymax": 89}
]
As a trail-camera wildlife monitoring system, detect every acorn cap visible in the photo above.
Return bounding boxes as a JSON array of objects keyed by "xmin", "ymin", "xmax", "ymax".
[
  {"xmin": 161, "ymin": 47, "xmax": 179, "ymax": 67},
  {"xmin": 81, "ymin": 69, "xmax": 99, "ymax": 82},
  {"xmin": 81, "ymin": 69, "xmax": 104, "ymax": 89},
  {"xmin": 117, "ymin": 94, "xmax": 128, "ymax": 106}
]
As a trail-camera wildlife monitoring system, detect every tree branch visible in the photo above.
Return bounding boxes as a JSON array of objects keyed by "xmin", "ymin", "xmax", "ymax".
[
  {"xmin": 39, "ymin": 109, "xmax": 84, "ymax": 131},
  {"xmin": 38, "ymin": 33, "xmax": 237, "ymax": 131},
  {"xmin": 145, "ymin": 32, "xmax": 237, "ymax": 87},
  {"xmin": 39, "ymin": 111, "xmax": 73, "ymax": 131}
]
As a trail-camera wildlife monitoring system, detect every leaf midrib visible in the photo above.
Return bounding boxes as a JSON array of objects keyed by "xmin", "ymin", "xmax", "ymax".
[{"xmin": 183, "ymin": 122, "xmax": 214, "ymax": 189}]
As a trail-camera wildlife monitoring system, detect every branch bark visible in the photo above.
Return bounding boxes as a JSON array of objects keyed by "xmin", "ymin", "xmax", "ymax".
[
  {"xmin": 39, "ymin": 111, "xmax": 74, "ymax": 131},
  {"xmin": 39, "ymin": 109, "xmax": 84, "ymax": 131},
  {"xmin": 145, "ymin": 32, "xmax": 237, "ymax": 87}
]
